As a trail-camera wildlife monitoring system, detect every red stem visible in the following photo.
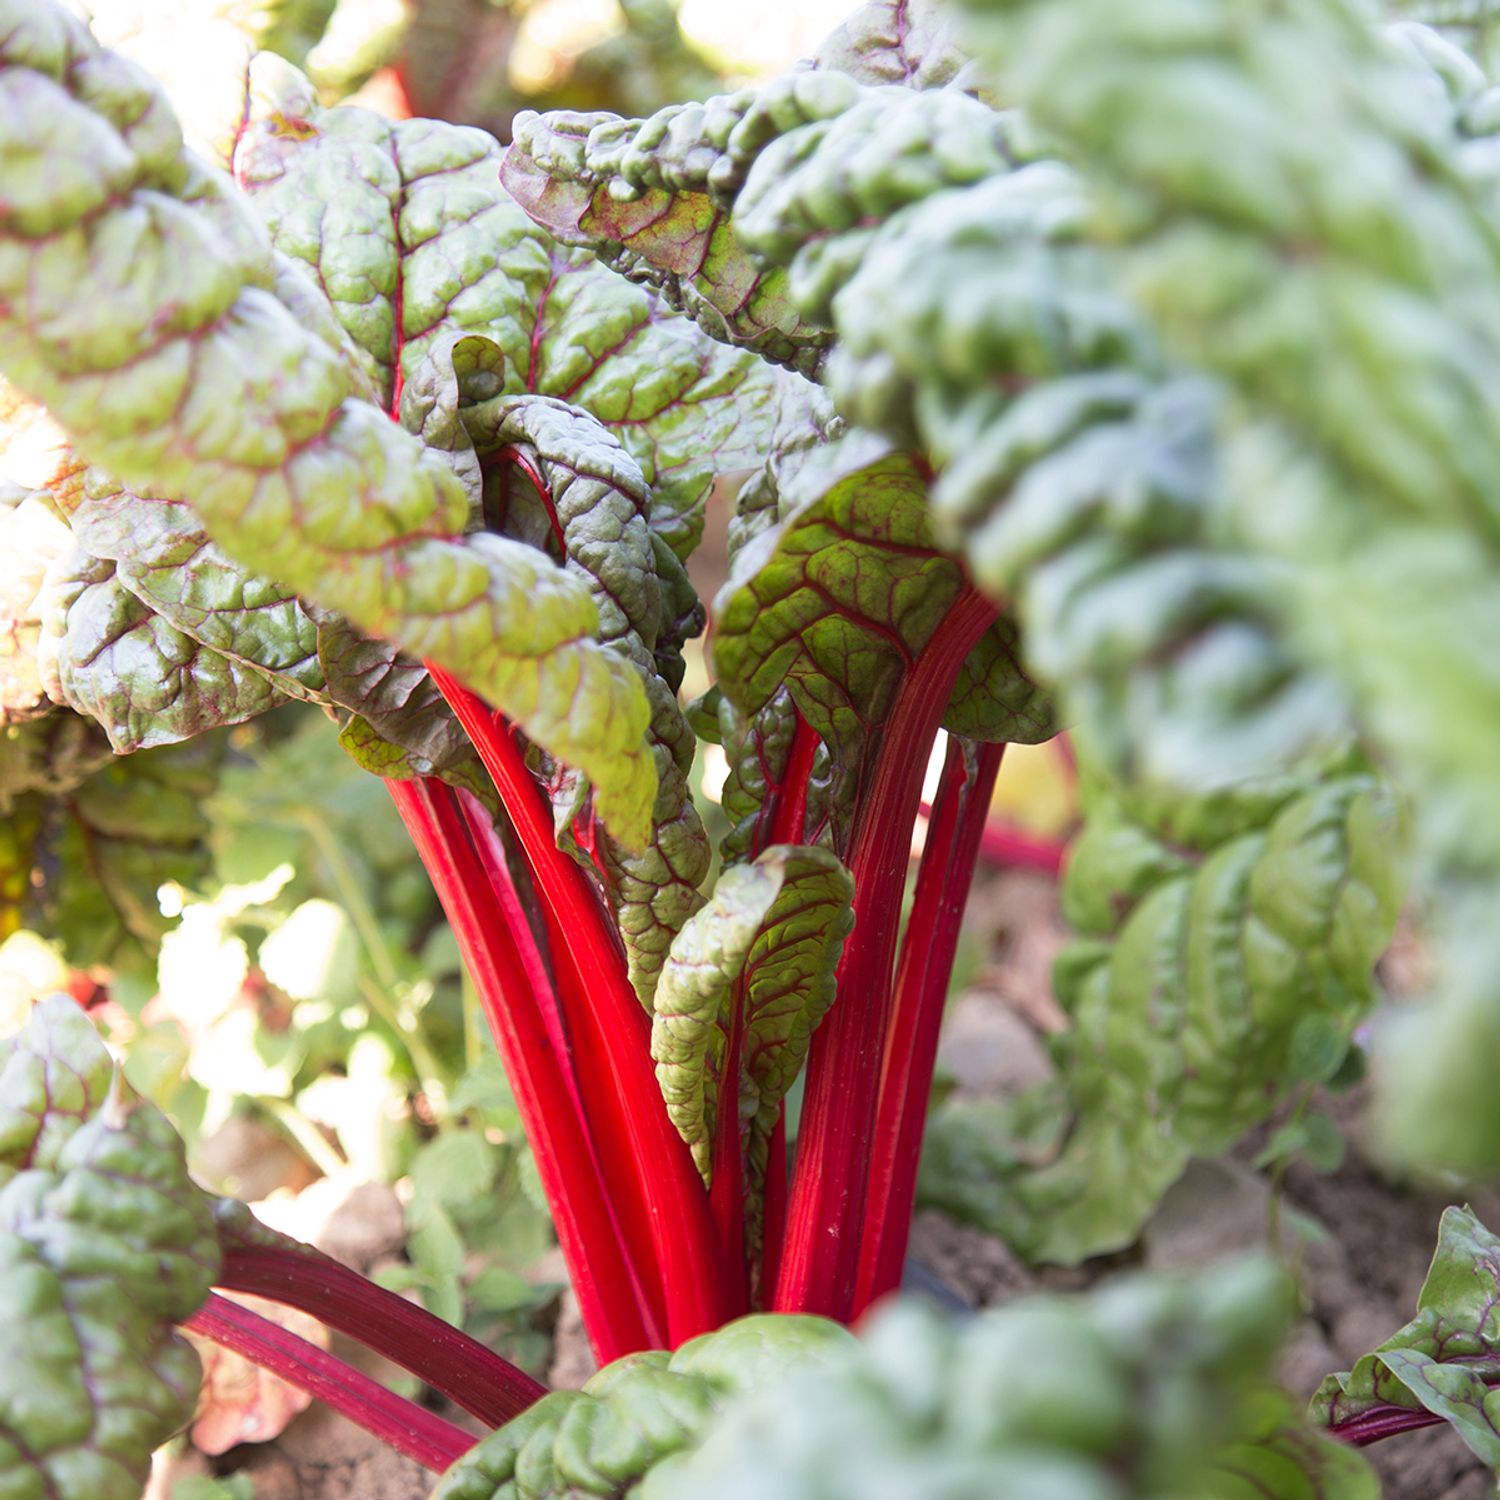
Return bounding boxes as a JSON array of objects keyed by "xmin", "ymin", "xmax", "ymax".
[
  {"xmin": 426, "ymin": 668, "xmax": 735, "ymax": 1344},
  {"xmin": 856, "ymin": 738, "xmax": 1006, "ymax": 1310},
  {"xmin": 976, "ymin": 819, "xmax": 1065, "ymax": 876},
  {"xmin": 772, "ymin": 589, "xmax": 998, "ymax": 1320},
  {"xmin": 218, "ymin": 1241, "xmax": 544, "ymax": 1427},
  {"xmin": 708, "ymin": 1001, "xmax": 748, "ymax": 1302},
  {"xmin": 184, "ymin": 1293, "xmax": 475, "ymax": 1474},
  {"xmin": 766, "ymin": 712, "xmax": 819, "ymax": 852},
  {"xmin": 451, "ymin": 788, "xmax": 667, "ymax": 1340},
  {"xmin": 760, "ymin": 1108, "xmax": 788, "ymax": 1298},
  {"xmin": 386, "ymin": 777, "xmax": 657, "ymax": 1359},
  {"xmin": 1328, "ymin": 1406, "xmax": 1447, "ymax": 1446},
  {"xmin": 918, "ymin": 803, "xmax": 1066, "ymax": 877}
]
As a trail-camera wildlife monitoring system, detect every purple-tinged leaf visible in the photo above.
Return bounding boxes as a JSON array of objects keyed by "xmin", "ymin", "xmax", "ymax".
[
  {"xmin": 0, "ymin": 995, "xmax": 220, "ymax": 1500},
  {"xmin": 1314, "ymin": 1206, "xmax": 1500, "ymax": 1469}
]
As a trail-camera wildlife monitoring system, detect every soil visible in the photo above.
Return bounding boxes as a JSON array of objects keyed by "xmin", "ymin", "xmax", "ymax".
[{"xmin": 165, "ymin": 869, "xmax": 1492, "ymax": 1499}]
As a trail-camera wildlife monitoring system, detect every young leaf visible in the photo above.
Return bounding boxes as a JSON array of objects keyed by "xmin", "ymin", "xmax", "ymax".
[
  {"xmin": 0, "ymin": 995, "xmax": 220, "ymax": 1500},
  {"xmin": 0, "ymin": 2, "xmax": 657, "ymax": 845},
  {"xmin": 921, "ymin": 756, "xmax": 1403, "ymax": 1264},
  {"xmin": 1208, "ymin": 1392, "xmax": 1379, "ymax": 1500},
  {"xmin": 652, "ymin": 846, "xmax": 854, "ymax": 1228},
  {"xmin": 1313, "ymin": 1205, "xmax": 1500, "ymax": 1469}
]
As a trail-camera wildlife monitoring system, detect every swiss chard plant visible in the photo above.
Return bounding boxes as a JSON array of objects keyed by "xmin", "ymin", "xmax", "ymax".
[{"xmin": 5, "ymin": 0, "xmax": 1500, "ymax": 1494}]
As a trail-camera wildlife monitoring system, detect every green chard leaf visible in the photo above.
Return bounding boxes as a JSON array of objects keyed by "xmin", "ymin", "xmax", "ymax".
[
  {"xmin": 35, "ymin": 547, "xmax": 284, "ymax": 752},
  {"xmin": 639, "ymin": 1260, "xmax": 1373, "ymax": 1500},
  {"xmin": 433, "ymin": 1314, "xmax": 855, "ymax": 1500},
  {"xmin": 1204, "ymin": 1391, "xmax": 1379, "ymax": 1500},
  {"xmin": 0, "ymin": 718, "xmax": 218, "ymax": 970},
  {"xmin": 921, "ymin": 754, "xmax": 1403, "ymax": 1265},
  {"xmin": 810, "ymin": 0, "xmax": 982, "ymax": 92},
  {"xmin": 0, "ymin": 995, "xmax": 219, "ymax": 1499},
  {"xmin": 500, "ymin": 82, "xmax": 841, "ymax": 378},
  {"xmin": 235, "ymin": 59, "xmax": 814, "ymax": 562},
  {"xmin": 731, "ymin": 82, "xmax": 1024, "ymax": 328},
  {"xmin": 961, "ymin": 0, "xmax": 1500, "ymax": 1169},
  {"xmin": 713, "ymin": 433, "xmax": 1051, "ymax": 851},
  {"xmin": 652, "ymin": 846, "xmax": 854, "ymax": 1252},
  {"xmin": 408, "ymin": 378, "xmax": 713, "ymax": 1003},
  {"xmin": 1313, "ymin": 1205, "xmax": 1500, "ymax": 1469},
  {"xmin": 0, "ymin": 2, "xmax": 657, "ymax": 846},
  {"xmin": 66, "ymin": 478, "xmax": 325, "ymax": 704}
]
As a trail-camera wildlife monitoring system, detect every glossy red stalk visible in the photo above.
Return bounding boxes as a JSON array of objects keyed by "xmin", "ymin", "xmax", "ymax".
[
  {"xmin": 387, "ymin": 777, "xmax": 658, "ymax": 1358},
  {"xmin": 454, "ymin": 786, "xmax": 672, "ymax": 1339},
  {"xmin": 428, "ymin": 667, "xmax": 735, "ymax": 1344},
  {"xmin": 184, "ymin": 1293, "xmax": 474, "ymax": 1473},
  {"xmin": 709, "ymin": 1000, "xmax": 748, "ymax": 1301},
  {"xmin": 760, "ymin": 1109, "xmax": 789, "ymax": 1297},
  {"xmin": 218, "ymin": 1239, "xmax": 544, "ymax": 1427},
  {"xmin": 856, "ymin": 738, "xmax": 1006, "ymax": 1310},
  {"xmin": 773, "ymin": 589, "xmax": 998, "ymax": 1320},
  {"xmin": 764, "ymin": 711, "xmax": 819, "ymax": 852}
]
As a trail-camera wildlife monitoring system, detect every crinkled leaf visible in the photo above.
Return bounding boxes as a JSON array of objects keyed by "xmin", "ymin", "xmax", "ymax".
[
  {"xmin": 36, "ymin": 549, "xmax": 284, "ymax": 752},
  {"xmin": 715, "ymin": 687, "xmax": 836, "ymax": 866},
  {"xmin": 501, "ymin": 91, "xmax": 835, "ymax": 376},
  {"xmin": 0, "ymin": 4, "xmax": 657, "ymax": 846},
  {"xmin": 642, "ymin": 1260, "xmax": 1312, "ymax": 1500},
  {"xmin": 962, "ymin": 0, "xmax": 1500, "ymax": 1171},
  {"xmin": 921, "ymin": 755, "xmax": 1403, "ymax": 1264},
  {"xmin": 432, "ymin": 1314, "xmax": 855, "ymax": 1500},
  {"xmin": 714, "ymin": 436, "xmax": 1050, "ymax": 824},
  {"xmin": 416, "ymin": 385, "xmax": 712, "ymax": 1002},
  {"xmin": 316, "ymin": 615, "xmax": 487, "ymax": 789},
  {"xmin": 1313, "ymin": 1205, "xmax": 1500, "ymax": 1468},
  {"xmin": 731, "ymin": 83, "xmax": 1021, "ymax": 325},
  {"xmin": 652, "ymin": 846, "xmax": 853, "ymax": 1251},
  {"xmin": 67, "ymin": 478, "xmax": 325, "ymax": 702},
  {"xmin": 237, "ymin": 63, "xmax": 814, "ymax": 562},
  {"xmin": 0, "ymin": 994, "xmax": 219, "ymax": 1499},
  {"xmin": 810, "ymin": 0, "xmax": 981, "ymax": 92},
  {"xmin": 0, "ymin": 484, "xmax": 73, "ymax": 723}
]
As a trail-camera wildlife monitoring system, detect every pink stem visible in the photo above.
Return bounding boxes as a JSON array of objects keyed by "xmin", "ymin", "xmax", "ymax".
[
  {"xmin": 1328, "ymin": 1406, "xmax": 1447, "ymax": 1446},
  {"xmin": 856, "ymin": 739, "xmax": 1006, "ymax": 1310},
  {"xmin": 183, "ymin": 1293, "xmax": 475, "ymax": 1473},
  {"xmin": 218, "ymin": 1241, "xmax": 544, "ymax": 1428}
]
